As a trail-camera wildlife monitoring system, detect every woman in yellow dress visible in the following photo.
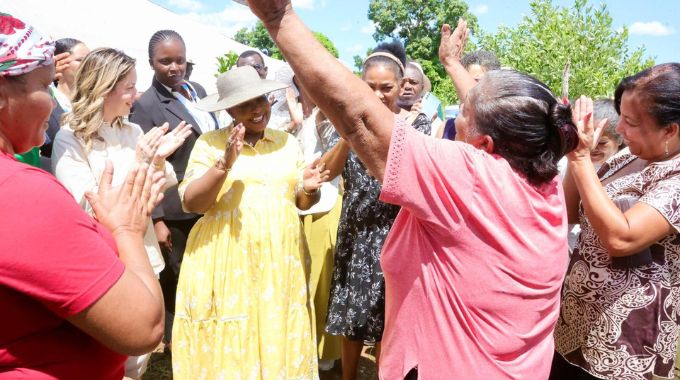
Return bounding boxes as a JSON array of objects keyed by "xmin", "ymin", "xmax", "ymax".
[{"xmin": 172, "ymin": 66, "xmax": 329, "ymax": 379}]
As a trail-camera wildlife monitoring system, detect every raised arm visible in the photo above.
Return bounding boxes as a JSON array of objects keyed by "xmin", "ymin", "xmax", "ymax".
[
  {"xmin": 247, "ymin": 0, "xmax": 394, "ymax": 181},
  {"xmin": 568, "ymin": 96, "xmax": 675, "ymax": 256},
  {"xmin": 438, "ymin": 19, "xmax": 479, "ymax": 102}
]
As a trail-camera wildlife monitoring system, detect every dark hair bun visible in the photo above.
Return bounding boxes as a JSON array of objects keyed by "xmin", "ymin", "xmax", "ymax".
[
  {"xmin": 550, "ymin": 102, "xmax": 579, "ymax": 156},
  {"xmin": 373, "ymin": 40, "xmax": 407, "ymax": 67}
]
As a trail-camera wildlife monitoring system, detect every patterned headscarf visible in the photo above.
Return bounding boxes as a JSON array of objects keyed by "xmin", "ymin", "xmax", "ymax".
[{"xmin": 0, "ymin": 13, "xmax": 54, "ymax": 77}]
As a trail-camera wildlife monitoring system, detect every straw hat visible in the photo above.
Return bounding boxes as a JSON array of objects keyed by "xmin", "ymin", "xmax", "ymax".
[{"xmin": 197, "ymin": 66, "xmax": 288, "ymax": 112}]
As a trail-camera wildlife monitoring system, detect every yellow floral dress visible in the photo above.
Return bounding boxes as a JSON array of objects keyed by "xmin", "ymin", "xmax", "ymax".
[{"xmin": 172, "ymin": 126, "xmax": 318, "ymax": 380}]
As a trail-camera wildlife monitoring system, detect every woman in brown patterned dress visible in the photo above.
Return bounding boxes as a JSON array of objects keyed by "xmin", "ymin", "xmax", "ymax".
[{"xmin": 552, "ymin": 64, "xmax": 680, "ymax": 380}]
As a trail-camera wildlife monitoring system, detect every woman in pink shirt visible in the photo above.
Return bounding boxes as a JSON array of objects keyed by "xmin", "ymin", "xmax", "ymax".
[{"xmin": 243, "ymin": 2, "xmax": 577, "ymax": 379}]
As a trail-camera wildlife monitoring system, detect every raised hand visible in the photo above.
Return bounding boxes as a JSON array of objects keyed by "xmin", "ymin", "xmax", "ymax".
[
  {"xmin": 567, "ymin": 96, "xmax": 607, "ymax": 162},
  {"xmin": 439, "ymin": 18, "xmax": 470, "ymax": 67},
  {"xmin": 136, "ymin": 124, "xmax": 168, "ymax": 164},
  {"xmin": 155, "ymin": 121, "xmax": 193, "ymax": 160},
  {"xmin": 302, "ymin": 157, "xmax": 331, "ymax": 193},
  {"xmin": 245, "ymin": 0, "xmax": 293, "ymax": 26},
  {"xmin": 54, "ymin": 52, "xmax": 72, "ymax": 82},
  {"xmin": 85, "ymin": 161, "xmax": 166, "ymax": 237},
  {"xmin": 224, "ymin": 123, "xmax": 246, "ymax": 169}
]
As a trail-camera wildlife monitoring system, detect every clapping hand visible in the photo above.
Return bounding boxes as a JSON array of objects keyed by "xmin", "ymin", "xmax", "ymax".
[
  {"xmin": 567, "ymin": 96, "xmax": 608, "ymax": 162},
  {"xmin": 224, "ymin": 123, "xmax": 246, "ymax": 169},
  {"xmin": 136, "ymin": 124, "xmax": 168, "ymax": 164},
  {"xmin": 439, "ymin": 18, "xmax": 470, "ymax": 67},
  {"xmin": 155, "ymin": 121, "xmax": 193, "ymax": 160},
  {"xmin": 85, "ymin": 161, "xmax": 166, "ymax": 237},
  {"xmin": 302, "ymin": 157, "xmax": 330, "ymax": 194}
]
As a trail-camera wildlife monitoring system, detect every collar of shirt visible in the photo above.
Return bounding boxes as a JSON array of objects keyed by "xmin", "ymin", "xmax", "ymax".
[{"xmin": 161, "ymin": 81, "xmax": 198, "ymax": 102}]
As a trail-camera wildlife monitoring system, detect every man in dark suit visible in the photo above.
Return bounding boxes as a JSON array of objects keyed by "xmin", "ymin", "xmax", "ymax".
[{"xmin": 130, "ymin": 29, "xmax": 217, "ymax": 348}]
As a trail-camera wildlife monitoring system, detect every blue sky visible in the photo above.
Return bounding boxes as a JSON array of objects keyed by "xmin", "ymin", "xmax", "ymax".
[{"xmin": 153, "ymin": 0, "xmax": 679, "ymax": 67}]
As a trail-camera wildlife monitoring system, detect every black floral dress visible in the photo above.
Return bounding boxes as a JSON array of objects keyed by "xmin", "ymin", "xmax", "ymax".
[{"xmin": 325, "ymin": 113, "xmax": 430, "ymax": 341}]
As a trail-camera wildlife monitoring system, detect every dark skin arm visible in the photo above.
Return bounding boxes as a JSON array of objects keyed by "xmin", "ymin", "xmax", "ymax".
[
  {"xmin": 246, "ymin": 0, "xmax": 394, "ymax": 182},
  {"xmin": 183, "ymin": 124, "xmax": 245, "ymax": 214},
  {"xmin": 320, "ymin": 138, "xmax": 350, "ymax": 180}
]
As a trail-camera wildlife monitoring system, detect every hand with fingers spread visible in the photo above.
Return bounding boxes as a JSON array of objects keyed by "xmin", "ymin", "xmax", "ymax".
[
  {"xmin": 224, "ymin": 123, "xmax": 246, "ymax": 169},
  {"xmin": 155, "ymin": 121, "xmax": 193, "ymax": 160},
  {"xmin": 439, "ymin": 18, "xmax": 470, "ymax": 68},
  {"xmin": 85, "ymin": 161, "xmax": 166, "ymax": 237},
  {"xmin": 302, "ymin": 157, "xmax": 331, "ymax": 194},
  {"xmin": 54, "ymin": 52, "xmax": 73, "ymax": 82},
  {"xmin": 136, "ymin": 124, "xmax": 168, "ymax": 164},
  {"xmin": 567, "ymin": 96, "xmax": 608, "ymax": 162}
]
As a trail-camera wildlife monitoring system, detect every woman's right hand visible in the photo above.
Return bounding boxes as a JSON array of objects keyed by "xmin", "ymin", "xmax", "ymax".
[
  {"xmin": 85, "ymin": 161, "xmax": 166, "ymax": 237},
  {"xmin": 439, "ymin": 18, "xmax": 470, "ymax": 67},
  {"xmin": 136, "ymin": 124, "xmax": 169, "ymax": 164},
  {"xmin": 224, "ymin": 123, "xmax": 246, "ymax": 169},
  {"xmin": 567, "ymin": 96, "xmax": 607, "ymax": 162}
]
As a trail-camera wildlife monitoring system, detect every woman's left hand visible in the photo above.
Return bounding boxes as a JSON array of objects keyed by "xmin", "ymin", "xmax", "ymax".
[
  {"xmin": 567, "ymin": 96, "xmax": 607, "ymax": 162},
  {"xmin": 155, "ymin": 121, "xmax": 193, "ymax": 160},
  {"xmin": 302, "ymin": 157, "xmax": 330, "ymax": 193}
]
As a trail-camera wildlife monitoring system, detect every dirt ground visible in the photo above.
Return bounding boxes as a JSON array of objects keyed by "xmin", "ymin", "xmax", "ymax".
[{"xmin": 141, "ymin": 345, "xmax": 378, "ymax": 380}]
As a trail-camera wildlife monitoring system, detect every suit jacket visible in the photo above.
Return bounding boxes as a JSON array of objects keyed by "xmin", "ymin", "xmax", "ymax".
[
  {"xmin": 42, "ymin": 101, "xmax": 66, "ymax": 158},
  {"xmin": 130, "ymin": 78, "xmax": 216, "ymax": 221}
]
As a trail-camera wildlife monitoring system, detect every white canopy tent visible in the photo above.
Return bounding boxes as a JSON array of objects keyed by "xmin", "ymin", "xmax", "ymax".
[{"xmin": 0, "ymin": 0, "xmax": 285, "ymax": 94}]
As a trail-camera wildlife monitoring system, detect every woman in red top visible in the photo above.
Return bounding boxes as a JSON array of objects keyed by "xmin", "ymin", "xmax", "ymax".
[{"xmin": 0, "ymin": 14, "xmax": 166, "ymax": 379}]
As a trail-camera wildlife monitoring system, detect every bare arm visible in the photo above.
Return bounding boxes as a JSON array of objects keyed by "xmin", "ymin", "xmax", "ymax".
[
  {"xmin": 67, "ymin": 163, "xmax": 166, "ymax": 355},
  {"xmin": 569, "ymin": 96, "xmax": 674, "ymax": 256},
  {"xmin": 562, "ymin": 163, "xmax": 582, "ymax": 224},
  {"xmin": 183, "ymin": 125, "xmax": 245, "ymax": 214},
  {"xmin": 320, "ymin": 138, "xmax": 350, "ymax": 180},
  {"xmin": 249, "ymin": 1, "xmax": 394, "ymax": 181},
  {"xmin": 570, "ymin": 159, "xmax": 674, "ymax": 256},
  {"xmin": 439, "ymin": 20, "xmax": 479, "ymax": 103}
]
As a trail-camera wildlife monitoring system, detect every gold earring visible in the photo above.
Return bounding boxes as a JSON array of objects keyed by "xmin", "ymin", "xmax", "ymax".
[{"xmin": 665, "ymin": 140, "xmax": 669, "ymax": 157}]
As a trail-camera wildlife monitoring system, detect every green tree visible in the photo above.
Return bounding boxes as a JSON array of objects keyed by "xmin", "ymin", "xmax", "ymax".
[
  {"xmin": 234, "ymin": 21, "xmax": 281, "ymax": 59},
  {"xmin": 368, "ymin": 0, "xmax": 478, "ymax": 104},
  {"xmin": 478, "ymin": 0, "xmax": 654, "ymax": 99},
  {"xmin": 215, "ymin": 51, "xmax": 239, "ymax": 76},
  {"xmin": 234, "ymin": 21, "xmax": 339, "ymax": 60}
]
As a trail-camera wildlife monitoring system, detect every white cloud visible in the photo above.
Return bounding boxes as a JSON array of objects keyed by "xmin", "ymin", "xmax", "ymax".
[
  {"xmin": 184, "ymin": 4, "xmax": 258, "ymax": 37},
  {"xmin": 340, "ymin": 22, "xmax": 352, "ymax": 32},
  {"xmin": 292, "ymin": 0, "xmax": 315, "ymax": 9},
  {"xmin": 629, "ymin": 21, "xmax": 676, "ymax": 36},
  {"xmin": 472, "ymin": 4, "xmax": 489, "ymax": 15},
  {"xmin": 346, "ymin": 43, "xmax": 365, "ymax": 54},
  {"xmin": 168, "ymin": 0, "xmax": 202, "ymax": 12},
  {"xmin": 361, "ymin": 22, "xmax": 375, "ymax": 35}
]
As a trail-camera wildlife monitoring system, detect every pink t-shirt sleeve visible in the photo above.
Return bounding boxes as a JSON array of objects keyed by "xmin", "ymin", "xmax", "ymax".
[
  {"xmin": 0, "ymin": 167, "xmax": 125, "ymax": 318},
  {"xmin": 380, "ymin": 116, "xmax": 477, "ymax": 232}
]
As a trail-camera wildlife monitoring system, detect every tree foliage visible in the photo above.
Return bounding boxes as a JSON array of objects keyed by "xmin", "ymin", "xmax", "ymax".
[
  {"xmin": 368, "ymin": 0, "xmax": 478, "ymax": 104},
  {"xmin": 478, "ymin": 0, "xmax": 654, "ymax": 99},
  {"xmin": 234, "ymin": 21, "xmax": 339, "ymax": 60},
  {"xmin": 215, "ymin": 51, "xmax": 239, "ymax": 76}
]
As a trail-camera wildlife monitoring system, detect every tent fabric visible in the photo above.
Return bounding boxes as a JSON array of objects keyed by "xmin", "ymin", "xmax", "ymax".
[{"xmin": 0, "ymin": 0, "xmax": 285, "ymax": 93}]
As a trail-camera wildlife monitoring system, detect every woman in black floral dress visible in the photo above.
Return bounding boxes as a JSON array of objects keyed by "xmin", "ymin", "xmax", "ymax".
[{"xmin": 321, "ymin": 41, "xmax": 430, "ymax": 379}]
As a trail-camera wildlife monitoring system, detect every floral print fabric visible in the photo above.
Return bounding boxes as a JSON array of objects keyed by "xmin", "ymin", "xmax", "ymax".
[
  {"xmin": 325, "ymin": 113, "xmax": 430, "ymax": 341},
  {"xmin": 555, "ymin": 148, "xmax": 680, "ymax": 380}
]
